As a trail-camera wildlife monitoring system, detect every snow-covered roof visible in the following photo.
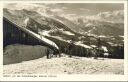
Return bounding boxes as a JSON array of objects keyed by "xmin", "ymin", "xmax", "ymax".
[{"xmin": 4, "ymin": 17, "xmax": 59, "ymax": 50}]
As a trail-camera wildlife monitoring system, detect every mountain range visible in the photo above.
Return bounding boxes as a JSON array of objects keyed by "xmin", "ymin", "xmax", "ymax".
[{"xmin": 3, "ymin": 8, "xmax": 124, "ymax": 58}]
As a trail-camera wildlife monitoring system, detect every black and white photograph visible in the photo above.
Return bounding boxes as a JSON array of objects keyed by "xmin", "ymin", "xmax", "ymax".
[{"xmin": 0, "ymin": 1, "xmax": 128, "ymax": 81}]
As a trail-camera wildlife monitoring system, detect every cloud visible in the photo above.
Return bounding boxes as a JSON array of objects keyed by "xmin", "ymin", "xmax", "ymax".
[
  {"xmin": 79, "ymin": 8, "xmax": 90, "ymax": 12},
  {"xmin": 4, "ymin": 3, "xmax": 49, "ymax": 11},
  {"xmin": 50, "ymin": 8, "xmax": 63, "ymax": 13},
  {"xmin": 4, "ymin": 3, "xmax": 124, "ymax": 23},
  {"xmin": 85, "ymin": 10, "xmax": 124, "ymax": 23},
  {"xmin": 61, "ymin": 7, "xmax": 68, "ymax": 10}
]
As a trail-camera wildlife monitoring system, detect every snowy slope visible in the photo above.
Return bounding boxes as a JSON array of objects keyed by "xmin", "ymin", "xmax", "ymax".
[{"xmin": 3, "ymin": 55, "xmax": 124, "ymax": 74}]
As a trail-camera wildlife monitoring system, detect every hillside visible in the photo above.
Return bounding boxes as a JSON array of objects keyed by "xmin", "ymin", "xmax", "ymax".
[{"xmin": 3, "ymin": 8, "xmax": 124, "ymax": 59}]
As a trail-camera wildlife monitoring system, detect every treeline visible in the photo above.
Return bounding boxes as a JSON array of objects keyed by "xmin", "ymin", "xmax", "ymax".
[{"xmin": 46, "ymin": 36, "xmax": 124, "ymax": 59}]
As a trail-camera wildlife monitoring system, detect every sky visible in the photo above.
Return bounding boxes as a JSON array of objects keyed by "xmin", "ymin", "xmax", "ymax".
[{"xmin": 4, "ymin": 3, "xmax": 124, "ymax": 16}]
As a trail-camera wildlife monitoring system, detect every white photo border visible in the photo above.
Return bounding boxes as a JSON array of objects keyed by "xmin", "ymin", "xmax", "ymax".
[{"xmin": 0, "ymin": 0, "xmax": 127, "ymax": 81}]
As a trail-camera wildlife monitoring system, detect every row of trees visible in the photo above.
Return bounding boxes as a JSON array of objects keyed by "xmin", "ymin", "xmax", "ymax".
[{"xmin": 46, "ymin": 36, "xmax": 124, "ymax": 59}]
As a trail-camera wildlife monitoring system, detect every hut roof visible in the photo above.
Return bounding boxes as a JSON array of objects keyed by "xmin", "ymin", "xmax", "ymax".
[{"xmin": 3, "ymin": 9, "xmax": 59, "ymax": 50}]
